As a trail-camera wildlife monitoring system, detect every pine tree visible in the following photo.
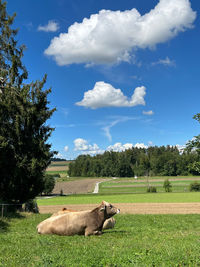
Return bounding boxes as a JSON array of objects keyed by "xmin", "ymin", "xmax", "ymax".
[{"xmin": 0, "ymin": 1, "xmax": 56, "ymax": 205}]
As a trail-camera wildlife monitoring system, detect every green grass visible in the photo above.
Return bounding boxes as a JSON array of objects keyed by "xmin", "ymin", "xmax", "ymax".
[
  {"xmin": 99, "ymin": 177, "xmax": 200, "ymax": 194},
  {"xmin": 37, "ymin": 192, "xmax": 200, "ymax": 206},
  {"xmin": 1, "ymin": 213, "xmax": 200, "ymax": 266}
]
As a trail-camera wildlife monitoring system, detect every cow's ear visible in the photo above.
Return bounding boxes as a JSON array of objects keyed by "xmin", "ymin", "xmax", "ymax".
[{"xmin": 100, "ymin": 204, "xmax": 105, "ymax": 211}]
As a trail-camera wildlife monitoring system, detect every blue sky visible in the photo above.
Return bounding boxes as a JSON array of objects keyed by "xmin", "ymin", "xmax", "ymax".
[{"xmin": 7, "ymin": 0, "xmax": 200, "ymax": 159}]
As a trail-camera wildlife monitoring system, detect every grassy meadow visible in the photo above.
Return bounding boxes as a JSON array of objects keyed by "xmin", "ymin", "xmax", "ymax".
[
  {"xmin": 1, "ymin": 213, "xmax": 200, "ymax": 266},
  {"xmin": 37, "ymin": 192, "xmax": 200, "ymax": 206},
  {"xmin": 99, "ymin": 177, "xmax": 200, "ymax": 194}
]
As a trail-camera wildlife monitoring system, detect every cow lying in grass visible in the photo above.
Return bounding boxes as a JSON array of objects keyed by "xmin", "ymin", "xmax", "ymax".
[
  {"xmin": 37, "ymin": 201, "xmax": 120, "ymax": 236},
  {"xmin": 51, "ymin": 207, "xmax": 116, "ymax": 230}
]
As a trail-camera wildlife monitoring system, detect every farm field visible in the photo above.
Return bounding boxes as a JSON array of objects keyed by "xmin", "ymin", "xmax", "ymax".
[
  {"xmin": 46, "ymin": 161, "xmax": 70, "ymax": 179},
  {"xmin": 99, "ymin": 177, "xmax": 200, "ymax": 194},
  {"xmin": 1, "ymin": 213, "xmax": 200, "ymax": 266}
]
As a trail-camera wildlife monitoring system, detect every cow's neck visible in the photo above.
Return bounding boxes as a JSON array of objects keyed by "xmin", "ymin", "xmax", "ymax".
[{"xmin": 92, "ymin": 207, "xmax": 106, "ymax": 226}]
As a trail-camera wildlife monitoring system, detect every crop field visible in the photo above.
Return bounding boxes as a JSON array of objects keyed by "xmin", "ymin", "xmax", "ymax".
[
  {"xmin": 1, "ymin": 213, "xmax": 200, "ymax": 266},
  {"xmin": 46, "ymin": 161, "xmax": 70, "ymax": 179},
  {"xmin": 99, "ymin": 177, "xmax": 200, "ymax": 194}
]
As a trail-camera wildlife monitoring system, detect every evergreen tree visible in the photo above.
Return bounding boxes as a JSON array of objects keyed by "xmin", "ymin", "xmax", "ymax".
[{"xmin": 0, "ymin": 1, "xmax": 56, "ymax": 204}]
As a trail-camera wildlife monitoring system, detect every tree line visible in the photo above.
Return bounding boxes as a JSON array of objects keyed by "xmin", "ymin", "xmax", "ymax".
[{"xmin": 68, "ymin": 144, "xmax": 200, "ymax": 177}]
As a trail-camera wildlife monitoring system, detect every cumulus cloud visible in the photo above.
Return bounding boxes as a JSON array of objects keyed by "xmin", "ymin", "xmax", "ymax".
[
  {"xmin": 134, "ymin": 143, "xmax": 148, "ymax": 149},
  {"xmin": 74, "ymin": 138, "xmax": 103, "ymax": 155},
  {"xmin": 64, "ymin": 146, "xmax": 69, "ymax": 152},
  {"xmin": 143, "ymin": 110, "xmax": 154, "ymax": 115},
  {"xmin": 152, "ymin": 56, "xmax": 175, "ymax": 66},
  {"xmin": 38, "ymin": 20, "xmax": 59, "ymax": 32},
  {"xmin": 76, "ymin": 82, "xmax": 146, "ymax": 109},
  {"xmin": 44, "ymin": 0, "xmax": 196, "ymax": 65},
  {"xmin": 106, "ymin": 142, "xmax": 148, "ymax": 151},
  {"xmin": 107, "ymin": 143, "xmax": 133, "ymax": 152}
]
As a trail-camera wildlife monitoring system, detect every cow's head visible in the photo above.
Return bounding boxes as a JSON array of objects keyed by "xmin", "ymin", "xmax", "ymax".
[{"xmin": 100, "ymin": 201, "xmax": 120, "ymax": 218}]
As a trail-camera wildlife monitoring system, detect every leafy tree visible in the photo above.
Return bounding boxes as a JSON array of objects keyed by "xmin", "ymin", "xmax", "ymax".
[
  {"xmin": 189, "ymin": 182, "xmax": 200, "ymax": 192},
  {"xmin": 0, "ymin": 1, "xmax": 56, "ymax": 205},
  {"xmin": 43, "ymin": 175, "xmax": 55, "ymax": 195},
  {"xmin": 163, "ymin": 179, "xmax": 172, "ymax": 192}
]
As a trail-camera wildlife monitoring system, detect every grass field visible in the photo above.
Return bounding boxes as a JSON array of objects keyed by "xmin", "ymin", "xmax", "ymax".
[
  {"xmin": 99, "ymin": 177, "xmax": 200, "ymax": 194},
  {"xmin": 1, "ymin": 213, "xmax": 200, "ymax": 266},
  {"xmin": 37, "ymin": 192, "xmax": 200, "ymax": 206}
]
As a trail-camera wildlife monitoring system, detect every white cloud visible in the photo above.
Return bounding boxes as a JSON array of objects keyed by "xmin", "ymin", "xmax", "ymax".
[
  {"xmin": 44, "ymin": 0, "xmax": 196, "ymax": 66},
  {"xmin": 134, "ymin": 143, "xmax": 148, "ymax": 149},
  {"xmin": 106, "ymin": 142, "xmax": 149, "ymax": 152},
  {"xmin": 74, "ymin": 138, "xmax": 103, "ymax": 155},
  {"xmin": 152, "ymin": 56, "xmax": 175, "ymax": 66},
  {"xmin": 143, "ymin": 110, "xmax": 154, "ymax": 115},
  {"xmin": 107, "ymin": 143, "xmax": 133, "ymax": 152},
  {"xmin": 76, "ymin": 81, "xmax": 146, "ymax": 109},
  {"xmin": 38, "ymin": 20, "xmax": 59, "ymax": 32},
  {"xmin": 64, "ymin": 146, "xmax": 69, "ymax": 152}
]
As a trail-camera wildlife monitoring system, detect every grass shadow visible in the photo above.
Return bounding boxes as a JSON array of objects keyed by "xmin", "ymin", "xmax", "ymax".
[
  {"xmin": 0, "ymin": 219, "xmax": 9, "ymax": 233},
  {"xmin": 102, "ymin": 230, "xmax": 128, "ymax": 234},
  {"xmin": 0, "ymin": 212, "xmax": 25, "ymax": 233}
]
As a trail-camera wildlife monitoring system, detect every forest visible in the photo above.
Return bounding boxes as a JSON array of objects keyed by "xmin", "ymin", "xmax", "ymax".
[{"xmin": 68, "ymin": 145, "xmax": 200, "ymax": 177}]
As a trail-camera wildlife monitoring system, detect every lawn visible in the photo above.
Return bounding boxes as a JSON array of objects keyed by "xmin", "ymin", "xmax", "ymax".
[
  {"xmin": 1, "ymin": 213, "xmax": 200, "ymax": 266},
  {"xmin": 37, "ymin": 192, "xmax": 200, "ymax": 206}
]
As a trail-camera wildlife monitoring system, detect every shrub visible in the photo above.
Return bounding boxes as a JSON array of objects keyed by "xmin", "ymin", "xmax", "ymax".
[
  {"xmin": 189, "ymin": 182, "xmax": 200, "ymax": 192},
  {"xmin": 147, "ymin": 186, "xmax": 157, "ymax": 193},
  {"xmin": 24, "ymin": 199, "xmax": 39, "ymax": 213},
  {"xmin": 43, "ymin": 174, "xmax": 55, "ymax": 195},
  {"xmin": 163, "ymin": 179, "xmax": 172, "ymax": 192}
]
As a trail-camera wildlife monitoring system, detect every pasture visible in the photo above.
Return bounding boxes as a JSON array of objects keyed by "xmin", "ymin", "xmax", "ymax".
[
  {"xmin": 37, "ymin": 192, "xmax": 200, "ymax": 206},
  {"xmin": 1, "ymin": 213, "xmax": 200, "ymax": 266},
  {"xmin": 99, "ymin": 177, "xmax": 200, "ymax": 194}
]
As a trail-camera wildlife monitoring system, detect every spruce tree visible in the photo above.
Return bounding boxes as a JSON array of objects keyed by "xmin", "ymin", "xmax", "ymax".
[{"xmin": 0, "ymin": 0, "xmax": 56, "ymax": 205}]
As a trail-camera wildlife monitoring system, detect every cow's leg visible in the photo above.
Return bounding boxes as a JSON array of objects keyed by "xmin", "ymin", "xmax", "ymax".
[{"xmin": 85, "ymin": 228, "xmax": 102, "ymax": 236}]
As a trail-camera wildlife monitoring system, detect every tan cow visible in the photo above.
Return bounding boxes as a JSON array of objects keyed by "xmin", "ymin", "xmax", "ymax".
[
  {"xmin": 37, "ymin": 201, "xmax": 119, "ymax": 236},
  {"xmin": 51, "ymin": 207, "xmax": 116, "ymax": 230}
]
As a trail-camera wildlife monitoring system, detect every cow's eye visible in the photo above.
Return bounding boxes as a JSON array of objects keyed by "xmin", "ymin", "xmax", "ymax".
[{"xmin": 109, "ymin": 205, "xmax": 112, "ymax": 208}]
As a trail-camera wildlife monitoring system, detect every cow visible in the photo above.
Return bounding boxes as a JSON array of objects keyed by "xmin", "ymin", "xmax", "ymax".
[
  {"xmin": 51, "ymin": 207, "xmax": 116, "ymax": 230},
  {"xmin": 37, "ymin": 201, "xmax": 119, "ymax": 236}
]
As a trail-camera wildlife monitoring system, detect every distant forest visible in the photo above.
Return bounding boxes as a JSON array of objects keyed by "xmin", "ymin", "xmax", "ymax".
[
  {"xmin": 51, "ymin": 157, "xmax": 67, "ymax": 162},
  {"xmin": 68, "ymin": 146, "xmax": 200, "ymax": 177}
]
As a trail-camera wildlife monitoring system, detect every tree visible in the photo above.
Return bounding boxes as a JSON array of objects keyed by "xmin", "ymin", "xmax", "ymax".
[
  {"xmin": 0, "ymin": 1, "xmax": 56, "ymax": 205},
  {"xmin": 43, "ymin": 175, "xmax": 55, "ymax": 195},
  {"xmin": 163, "ymin": 179, "xmax": 172, "ymax": 192}
]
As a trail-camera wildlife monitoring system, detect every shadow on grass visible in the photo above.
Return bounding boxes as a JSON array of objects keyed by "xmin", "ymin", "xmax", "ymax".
[
  {"xmin": 102, "ymin": 230, "xmax": 128, "ymax": 234},
  {"xmin": 0, "ymin": 212, "xmax": 25, "ymax": 233}
]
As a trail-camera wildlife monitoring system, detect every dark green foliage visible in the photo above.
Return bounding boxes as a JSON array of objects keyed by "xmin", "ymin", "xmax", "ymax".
[
  {"xmin": 42, "ymin": 174, "xmax": 55, "ymax": 195},
  {"xmin": 188, "ymin": 161, "xmax": 200, "ymax": 175},
  {"xmin": 0, "ymin": 1, "xmax": 56, "ymax": 204},
  {"xmin": 24, "ymin": 199, "xmax": 39, "ymax": 213},
  {"xmin": 163, "ymin": 179, "xmax": 172, "ymax": 192},
  {"xmin": 69, "ymin": 145, "xmax": 198, "ymax": 178},
  {"xmin": 147, "ymin": 186, "xmax": 157, "ymax": 193},
  {"xmin": 189, "ymin": 182, "xmax": 200, "ymax": 192}
]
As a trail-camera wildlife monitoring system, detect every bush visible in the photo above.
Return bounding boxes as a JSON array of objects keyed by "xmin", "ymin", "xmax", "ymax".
[
  {"xmin": 189, "ymin": 182, "xmax": 200, "ymax": 192},
  {"xmin": 43, "ymin": 174, "xmax": 55, "ymax": 195},
  {"xmin": 24, "ymin": 199, "xmax": 39, "ymax": 213},
  {"xmin": 163, "ymin": 179, "xmax": 172, "ymax": 192},
  {"xmin": 147, "ymin": 186, "xmax": 157, "ymax": 193}
]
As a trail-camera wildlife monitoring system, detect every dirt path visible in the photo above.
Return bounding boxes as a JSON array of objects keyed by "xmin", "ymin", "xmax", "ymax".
[{"xmin": 39, "ymin": 203, "xmax": 200, "ymax": 215}]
